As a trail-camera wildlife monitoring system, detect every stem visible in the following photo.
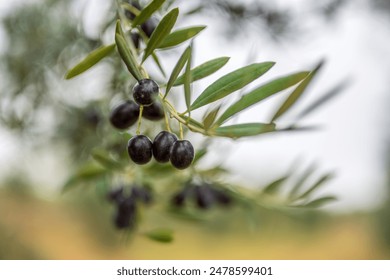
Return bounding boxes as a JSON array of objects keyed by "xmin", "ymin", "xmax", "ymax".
[
  {"xmin": 163, "ymin": 106, "xmax": 172, "ymax": 133},
  {"xmin": 179, "ymin": 122, "xmax": 184, "ymax": 140},
  {"xmin": 136, "ymin": 105, "xmax": 143, "ymax": 135}
]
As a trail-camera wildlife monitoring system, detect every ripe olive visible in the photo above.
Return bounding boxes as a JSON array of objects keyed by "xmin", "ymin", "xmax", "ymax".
[
  {"xmin": 114, "ymin": 197, "xmax": 136, "ymax": 229},
  {"xmin": 132, "ymin": 79, "xmax": 159, "ymax": 106},
  {"xmin": 107, "ymin": 187, "xmax": 124, "ymax": 203},
  {"xmin": 130, "ymin": 32, "xmax": 141, "ymax": 49},
  {"xmin": 141, "ymin": 18, "xmax": 157, "ymax": 37},
  {"xmin": 109, "ymin": 101, "xmax": 139, "ymax": 129},
  {"xmin": 195, "ymin": 185, "xmax": 215, "ymax": 210},
  {"xmin": 142, "ymin": 101, "xmax": 164, "ymax": 121},
  {"xmin": 127, "ymin": 135, "xmax": 153, "ymax": 164},
  {"xmin": 170, "ymin": 140, "xmax": 194, "ymax": 169},
  {"xmin": 153, "ymin": 131, "xmax": 178, "ymax": 163}
]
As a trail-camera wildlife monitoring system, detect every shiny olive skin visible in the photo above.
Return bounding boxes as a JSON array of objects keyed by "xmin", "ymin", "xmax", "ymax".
[
  {"xmin": 142, "ymin": 101, "xmax": 164, "ymax": 121},
  {"xmin": 170, "ymin": 140, "xmax": 194, "ymax": 169},
  {"xmin": 132, "ymin": 79, "xmax": 159, "ymax": 106},
  {"xmin": 153, "ymin": 131, "xmax": 177, "ymax": 163},
  {"xmin": 109, "ymin": 101, "xmax": 139, "ymax": 129},
  {"xmin": 127, "ymin": 135, "xmax": 153, "ymax": 164}
]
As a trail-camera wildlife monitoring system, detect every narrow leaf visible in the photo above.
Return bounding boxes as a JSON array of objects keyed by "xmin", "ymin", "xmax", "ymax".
[
  {"xmin": 65, "ymin": 44, "xmax": 116, "ymax": 79},
  {"xmin": 62, "ymin": 163, "xmax": 108, "ymax": 192},
  {"xmin": 271, "ymin": 60, "xmax": 325, "ymax": 122},
  {"xmin": 202, "ymin": 106, "xmax": 221, "ymax": 130},
  {"xmin": 174, "ymin": 57, "xmax": 230, "ymax": 86},
  {"xmin": 142, "ymin": 8, "xmax": 179, "ymax": 62},
  {"xmin": 115, "ymin": 21, "xmax": 143, "ymax": 81},
  {"xmin": 165, "ymin": 46, "xmax": 191, "ymax": 97},
  {"xmin": 214, "ymin": 123, "xmax": 276, "ymax": 138},
  {"xmin": 152, "ymin": 52, "xmax": 166, "ymax": 77},
  {"xmin": 296, "ymin": 80, "xmax": 349, "ymax": 119},
  {"xmin": 216, "ymin": 72, "xmax": 309, "ymax": 125},
  {"xmin": 143, "ymin": 228, "xmax": 173, "ymax": 243},
  {"xmin": 295, "ymin": 173, "xmax": 334, "ymax": 200},
  {"xmin": 91, "ymin": 149, "xmax": 123, "ymax": 170},
  {"xmin": 193, "ymin": 148, "xmax": 207, "ymax": 163},
  {"xmin": 262, "ymin": 175, "xmax": 289, "ymax": 195},
  {"xmin": 190, "ymin": 62, "xmax": 275, "ymax": 110},
  {"xmin": 158, "ymin": 26, "xmax": 206, "ymax": 49},
  {"xmin": 132, "ymin": 0, "xmax": 165, "ymax": 27},
  {"xmin": 289, "ymin": 163, "xmax": 317, "ymax": 199},
  {"xmin": 302, "ymin": 196, "xmax": 337, "ymax": 208},
  {"xmin": 181, "ymin": 115, "xmax": 204, "ymax": 129},
  {"xmin": 184, "ymin": 48, "xmax": 192, "ymax": 111}
]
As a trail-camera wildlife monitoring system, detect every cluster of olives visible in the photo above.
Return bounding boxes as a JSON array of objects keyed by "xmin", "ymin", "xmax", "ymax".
[
  {"xmin": 172, "ymin": 182, "xmax": 233, "ymax": 210},
  {"xmin": 110, "ymin": 78, "xmax": 195, "ymax": 169},
  {"xmin": 107, "ymin": 185, "xmax": 152, "ymax": 229}
]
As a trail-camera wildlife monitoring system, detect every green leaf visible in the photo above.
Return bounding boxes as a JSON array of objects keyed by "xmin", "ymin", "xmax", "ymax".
[
  {"xmin": 132, "ymin": 0, "xmax": 166, "ymax": 27},
  {"xmin": 91, "ymin": 149, "xmax": 123, "ymax": 170},
  {"xmin": 181, "ymin": 115, "xmax": 204, "ymax": 129},
  {"xmin": 174, "ymin": 56, "xmax": 230, "ymax": 86},
  {"xmin": 295, "ymin": 173, "xmax": 335, "ymax": 201},
  {"xmin": 62, "ymin": 163, "xmax": 108, "ymax": 192},
  {"xmin": 271, "ymin": 60, "xmax": 325, "ymax": 122},
  {"xmin": 184, "ymin": 48, "xmax": 192, "ymax": 112},
  {"xmin": 65, "ymin": 44, "xmax": 116, "ymax": 79},
  {"xmin": 190, "ymin": 62, "xmax": 275, "ymax": 110},
  {"xmin": 296, "ymin": 80, "xmax": 349, "ymax": 120},
  {"xmin": 193, "ymin": 148, "xmax": 207, "ymax": 163},
  {"xmin": 261, "ymin": 175, "xmax": 289, "ymax": 195},
  {"xmin": 302, "ymin": 196, "xmax": 337, "ymax": 208},
  {"xmin": 213, "ymin": 123, "xmax": 276, "ymax": 138},
  {"xmin": 115, "ymin": 21, "xmax": 143, "ymax": 81},
  {"xmin": 216, "ymin": 72, "xmax": 309, "ymax": 125},
  {"xmin": 143, "ymin": 228, "xmax": 174, "ymax": 243},
  {"xmin": 142, "ymin": 8, "xmax": 179, "ymax": 62},
  {"xmin": 202, "ymin": 106, "xmax": 221, "ymax": 130},
  {"xmin": 158, "ymin": 26, "xmax": 206, "ymax": 49},
  {"xmin": 165, "ymin": 46, "xmax": 191, "ymax": 97},
  {"xmin": 151, "ymin": 52, "xmax": 166, "ymax": 77},
  {"xmin": 288, "ymin": 163, "xmax": 317, "ymax": 200}
]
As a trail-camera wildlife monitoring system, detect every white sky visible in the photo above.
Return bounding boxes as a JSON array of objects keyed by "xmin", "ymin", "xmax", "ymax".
[{"xmin": 0, "ymin": 0, "xmax": 389, "ymax": 212}]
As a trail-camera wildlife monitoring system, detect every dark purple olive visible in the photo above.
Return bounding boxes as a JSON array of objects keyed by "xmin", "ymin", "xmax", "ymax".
[
  {"xmin": 142, "ymin": 101, "xmax": 164, "ymax": 121},
  {"xmin": 153, "ymin": 131, "xmax": 177, "ymax": 163},
  {"xmin": 114, "ymin": 197, "xmax": 136, "ymax": 229},
  {"xmin": 107, "ymin": 187, "xmax": 124, "ymax": 203},
  {"xmin": 109, "ymin": 101, "xmax": 139, "ymax": 129},
  {"xmin": 170, "ymin": 140, "xmax": 194, "ymax": 169},
  {"xmin": 131, "ymin": 185, "xmax": 153, "ymax": 204},
  {"xmin": 130, "ymin": 32, "xmax": 141, "ymax": 49},
  {"xmin": 127, "ymin": 135, "xmax": 153, "ymax": 164},
  {"xmin": 132, "ymin": 79, "xmax": 159, "ymax": 106},
  {"xmin": 141, "ymin": 18, "xmax": 157, "ymax": 37},
  {"xmin": 195, "ymin": 185, "xmax": 215, "ymax": 210}
]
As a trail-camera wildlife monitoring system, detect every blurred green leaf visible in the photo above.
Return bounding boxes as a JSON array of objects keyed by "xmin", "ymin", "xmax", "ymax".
[
  {"xmin": 190, "ymin": 62, "xmax": 275, "ymax": 110},
  {"xmin": 131, "ymin": 0, "xmax": 166, "ymax": 27},
  {"xmin": 158, "ymin": 26, "xmax": 206, "ymax": 49},
  {"xmin": 193, "ymin": 148, "xmax": 207, "ymax": 163},
  {"xmin": 288, "ymin": 163, "xmax": 317, "ymax": 200},
  {"xmin": 296, "ymin": 80, "xmax": 349, "ymax": 120},
  {"xmin": 65, "ymin": 44, "xmax": 116, "ymax": 79},
  {"xmin": 62, "ymin": 163, "xmax": 108, "ymax": 192},
  {"xmin": 295, "ymin": 173, "xmax": 335, "ymax": 201},
  {"xmin": 214, "ymin": 123, "xmax": 276, "ymax": 138},
  {"xmin": 184, "ymin": 47, "xmax": 192, "ymax": 112},
  {"xmin": 261, "ymin": 175, "xmax": 289, "ymax": 195},
  {"xmin": 203, "ymin": 106, "xmax": 221, "ymax": 130},
  {"xmin": 216, "ymin": 72, "xmax": 309, "ymax": 125},
  {"xmin": 91, "ymin": 149, "xmax": 123, "ymax": 170},
  {"xmin": 142, "ymin": 8, "xmax": 179, "ymax": 62},
  {"xmin": 271, "ymin": 60, "xmax": 324, "ymax": 122},
  {"xmin": 174, "ymin": 57, "xmax": 230, "ymax": 86},
  {"xmin": 115, "ymin": 21, "xmax": 143, "ymax": 81},
  {"xmin": 143, "ymin": 228, "xmax": 174, "ymax": 243},
  {"xmin": 301, "ymin": 196, "xmax": 337, "ymax": 208},
  {"xmin": 165, "ymin": 46, "xmax": 191, "ymax": 97}
]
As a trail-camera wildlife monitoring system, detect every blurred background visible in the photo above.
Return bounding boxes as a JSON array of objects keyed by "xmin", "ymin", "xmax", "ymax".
[{"xmin": 0, "ymin": 0, "xmax": 389, "ymax": 259}]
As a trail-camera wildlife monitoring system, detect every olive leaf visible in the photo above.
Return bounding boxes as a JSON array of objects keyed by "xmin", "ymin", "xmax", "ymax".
[
  {"xmin": 165, "ymin": 46, "xmax": 191, "ymax": 97},
  {"xmin": 202, "ymin": 106, "xmax": 221, "ymax": 130},
  {"xmin": 62, "ymin": 163, "xmax": 108, "ymax": 193},
  {"xmin": 215, "ymin": 71, "xmax": 309, "ymax": 125},
  {"xmin": 301, "ymin": 196, "xmax": 337, "ymax": 208},
  {"xmin": 190, "ymin": 62, "xmax": 275, "ymax": 111},
  {"xmin": 131, "ymin": 0, "xmax": 166, "ymax": 27},
  {"xmin": 174, "ymin": 56, "xmax": 230, "ymax": 86},
  {"xmin": 143, "ymin": 228, "xmax": 174, "ymax": 243},
  {"xmin": 271, "ymin": 60, "xmax": 325, "ymax": 122},
  {"xmin": 288, "ymin": 163, "xmax": 317, "ymax": 200},
  {"xmin": 294, "ymin": 173, "xmax": 335, "ymax": 201},
  {"xmin": 261, "ymin": 175, "xmax": 289, "ymax": 196},
  {"xmin": 152, "ymin": 52, "xmax": 166, "ymax": 77},
  {"xmin": 183, "ymin": 47, "xmax": 192, "ymax": 112},
  {"xmin": 158, "ymin": 26, "xmax": 206, "ymax": 49},
  {"xmin": 213, "ymin": 122, "xmax": 276, "ymax": 138},
  {"xmin": 91, "ymin": 149, "xmax": 123, "ymax": 170},
  {"xmin": 115, "ymin": 21, "xmax": 143, "ymax": 81},
  {"xmin": 65, "ymin": 44, "xmax": 116, "ymax": 79},
  {"xmin": 142, "ymin": 8, "xmax": 179, "ymax": 62},
  {"xmin": 181, "ymin": 115, "xmax": 204, "ymax": 129}
]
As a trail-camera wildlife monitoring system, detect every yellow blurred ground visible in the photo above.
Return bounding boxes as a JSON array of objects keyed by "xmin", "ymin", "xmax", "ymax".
[{"xmin": 0, "ymin": 189, "xmax": 388, "ymax": 260}]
